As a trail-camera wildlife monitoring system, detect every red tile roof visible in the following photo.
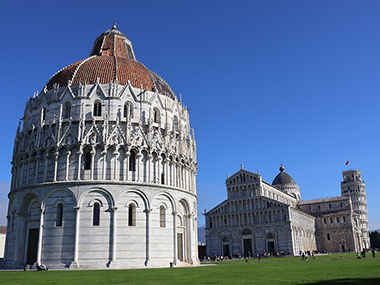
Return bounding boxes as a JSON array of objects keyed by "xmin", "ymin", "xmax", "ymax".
[{"xmin": 45, "ymin": 25, "xmax": 175, "ymax": 99}]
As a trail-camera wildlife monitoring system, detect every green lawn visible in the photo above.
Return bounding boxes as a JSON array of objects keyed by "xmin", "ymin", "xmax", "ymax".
[{"xmin": 0, "ymin": 255, "xmax": 379, "ymax": 285}]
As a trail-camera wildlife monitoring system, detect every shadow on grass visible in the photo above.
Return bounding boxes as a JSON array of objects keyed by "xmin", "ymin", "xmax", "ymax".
[{"xmin": 302, "ymin": 278, "xmax": 380, "ymax": 284}]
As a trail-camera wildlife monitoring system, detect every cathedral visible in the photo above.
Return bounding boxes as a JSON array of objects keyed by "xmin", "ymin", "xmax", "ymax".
[
  {"xmin": 205, "ymin": 165, "xmax": 369, "ymax": 257},
  {"xmin": 2, "ymin": 23, "xmax": 199, "ymax": 269}
]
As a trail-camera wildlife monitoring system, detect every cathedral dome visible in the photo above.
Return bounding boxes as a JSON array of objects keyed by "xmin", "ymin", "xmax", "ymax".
[
  {"xmin": 272, "ymin": 165, "xmax": 297, "ymax": 186},
  {"xmin": 46, "ymin": 23, "xmax": 175, "ymax": 99},
  {"xmin": 272, "ymin": 165, "xmax": 301, "ymax": 200}
]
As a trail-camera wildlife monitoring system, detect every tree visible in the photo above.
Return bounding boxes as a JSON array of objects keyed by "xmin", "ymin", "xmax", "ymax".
[{"xmin": 370, "ymin": 231, "xmax": 380, "ymax": 249}]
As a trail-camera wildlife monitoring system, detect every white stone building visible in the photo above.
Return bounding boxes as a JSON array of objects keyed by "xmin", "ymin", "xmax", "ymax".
[
  {"xmin": 205, "ymin": 165, "xmax": 368, "ymax": 257},
  {"xmin": 2, "ymin": 23, "xmax": 199, "ymax": 269}
]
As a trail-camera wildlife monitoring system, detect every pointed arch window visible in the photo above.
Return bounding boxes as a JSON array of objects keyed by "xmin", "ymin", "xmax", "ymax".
[
  {"xmin": 173, "ymin": 116, "xmax": 178, "ymax": 131},
  {"xmin": 56, "ymin": 203, "xmax": 64, "ymax": 227},
  {"xmin": 93, "ymin": 202, "xmax": 100, "ymax": 226},
  {"xmin": 42, "ymin": 107, "xmax": 46, "ymax": 121},
  {"xmin": 153, "ymin": 108, "xmax": 160, "ymax": 123},
  {"xmin": 124, "ymin": 102, "xmax": 133, "ymax": 119},
  {"xmin": 129, "ymin": 150, "xmax": 136, "ymax": 171},
  {"xmin": 63, "ymin": 102, "xmax": 71, "ymax": 119},
  {"xmin": 93, "ymin": 101, "xmax": 102, "ymax": 117},
  {"xmin": 128, "ymin": 204, "xmax": 136, "ymax": 226},
  {"xmin": 84, "ymin": 151, "xmax": 91, "ymax": 170},
  {"xmin": 160, "ymin": 205, "xmax": 166, "ymax": 227}
]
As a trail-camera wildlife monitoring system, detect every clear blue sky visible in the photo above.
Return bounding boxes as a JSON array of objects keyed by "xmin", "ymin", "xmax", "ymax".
[{"xmin": 0, "ymin": 0, "xmax": 379, "ymax": 229}]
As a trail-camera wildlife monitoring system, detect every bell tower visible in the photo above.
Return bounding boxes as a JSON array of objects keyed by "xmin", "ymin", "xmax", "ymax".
[{"xmin": 341, "ymin": 170, "xmax": 370, "ymax": 248}]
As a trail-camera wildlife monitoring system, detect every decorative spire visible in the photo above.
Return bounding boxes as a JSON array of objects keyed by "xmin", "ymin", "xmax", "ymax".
[
  {"xmin": 112, "ymin": 21, "xmax": 117, "ymax": 29},
  {"xmin": 279, "ymin": 164, "xmax": 285, "ymax": 172},
  {"xmin": 241, "ymin": 162, "xmax": 244, "ymax": 170}
]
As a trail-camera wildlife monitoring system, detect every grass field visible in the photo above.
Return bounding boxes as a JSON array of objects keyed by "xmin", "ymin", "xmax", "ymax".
[{"xmin": 0, "ymin": 254, "xmax": 379, "ymax": 284}]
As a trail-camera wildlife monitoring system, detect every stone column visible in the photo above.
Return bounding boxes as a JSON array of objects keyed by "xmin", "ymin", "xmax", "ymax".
[
  {"xmin": 125, "ymin": 152, "xmax": 130, "ymax": 181},
  {"xmin": 26, "ymin": 157, "xmax": 31, "ymax": 186},
  {"xmin": 65, "ymin": 150, "xmax": 71, "ymax": 181},
  {"xmin": 157, "ymin": 156, "xmax": 161, "ymax": 184},
  {"xmin": 179, "ymin": 165, "xmax": 181, "ymax": 188},
  {"xmin": 174, "ymin": 163, "xmax": 177, "ymax": 187},
  {"xmin": 169, "ymin": 161, "xmax": 173, "ymax": 186},
  {"xmin": 77, "ymin": 150, "xmax": 83, "ymax": 180},
  {"xmin": 173, "ymin": 211, "xmax": 177, "ymax": 264},
  {"xmin": 36, "ymin": 207, "xmax": 45, "ymax": 265},
  {"xmin": 186, "ymin": 214, "xmax": 193, "ymax": 262},
  {"xmin": 34, "ymin": 154, "xmax": 40, "ymax": 184},
  {"xmin": 147, "ymin": 154, "xmax": 152, "ymax": 183},
  {"xmin": 70, "ymin": 206, "xmax": 80, "ymax": 269},
  {"xmin": 90, "ymin": 148, "xmax": 95, "ymax": 180},
  {"xmin": 109, "ymin": 206, "xmax": 118, "ymax": 268},
  {"xmin": 137, "ymin": 152, "xmax": 142, "ymax": 182},
  {"xmin": 19, "ymin": 162, "xmax": 24, "ymax": 187},
  {"xmin": 53, "ymin": 151, "xmax": 59, "ymax": 182},
  {"xmin": 144, "ymin": 208, "xmax": 152, "ymax": 266},
  {"xmin": 102, "ymin": 150, "xmax": 107, "ymax": 180},
  {"xmin": 113, "ymin": 150, "xmax": 119, "ymax": 180},
  {"xmin": 44, "ymin": 153, "xmax": 49, "ymax": 182}
]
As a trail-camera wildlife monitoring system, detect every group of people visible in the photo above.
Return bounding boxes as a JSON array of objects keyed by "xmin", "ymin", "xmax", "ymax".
[
  {"xmin": 299, "ymin": 250, "xmax": 315, "ymax": 261},
  {"xmin": 358, "ymin": 248, "xmax": 377, "ymax": 259}
]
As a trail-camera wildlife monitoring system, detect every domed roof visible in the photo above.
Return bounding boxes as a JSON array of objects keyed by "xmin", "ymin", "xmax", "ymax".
[
  {"xmin": 272, "ymin": 165, "xmax": 297, "ymax": 186},
  {"xmin": 46, "ymin": 23, "xmax": 176, "ymax": 99}
]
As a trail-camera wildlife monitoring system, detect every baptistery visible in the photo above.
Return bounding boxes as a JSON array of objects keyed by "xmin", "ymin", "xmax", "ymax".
[{"xmin": 3, "ymin": 23, "xmax": 198, "ymax": 269}]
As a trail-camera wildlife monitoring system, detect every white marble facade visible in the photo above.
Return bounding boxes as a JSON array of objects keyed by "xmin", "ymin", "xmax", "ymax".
[
  {"xmin": 205, "ymin": 165, "xmax": 368, "ymax": 257},
  {"xmin": 2, "ymin": 24, "xmax": 199, "ymax": 269}
]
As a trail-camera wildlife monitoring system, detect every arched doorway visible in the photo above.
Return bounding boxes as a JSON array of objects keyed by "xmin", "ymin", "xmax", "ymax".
[
  {"xmin": 241, "ymin": 228, "xmax": 253, "ymax": 257},
  {"xmin": 177, "ymin": 200, "xmax": 191, "ymax": 263},
  {"xmin": 266, "ymin": 232, "xmax": 276, "ymax": 254},
  {"xmin": 21, "ymin": 194, "xmax": 41, "ymax": 266}
]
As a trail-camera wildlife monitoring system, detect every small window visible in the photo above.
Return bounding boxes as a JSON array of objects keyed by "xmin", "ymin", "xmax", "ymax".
[
  {"xmin": 330, "ymin": 217, "xmax": 333, "ymax": 224},
  {"xmin": 153, "ymin": 108, "xmax": 160, "ymax": 123},
  {"xmin": 84, "ymin": 152, "xmax": 91, "ymax": 170},
  {"xmin": 93, "ymin": 101, "xmax": 102, "ymax": 117},
  {"xmin": 42, "ymin": 108, "xmax": 46, "ymax": 121},
  {"xmin": 343, "ymin": 216, "xmax": 346, "ymax": 223},
  {"xmin": 329, "ymin": 204, "xmax": 332, "ymax": 209},
  {"xmin": 93, "ymin": 202, "xmax": 100, "ymax": 226},
  {"xmin": 64, "ymin": 102, "xmax": 71, "ymax": 119},
  {"xmin": 160, "ymin": 206, "xmax": 166, "ymax": 228},
  {"xmin": 161, "ymin": 172, "xmax": 165, "ymax": 185},
  {"xmin": 327, "ymin": 233, "xmax": 331, "ymax": 240},
  {"xmin": 336, "ymin": 217, "xmax": 340, "ymax": 223},
  {"xmin": 209, "ymin": 218, "xmax": 213, "ymax": 228},
  {"xmin": 124, "ymin": 102, "xmax": 133, "ymax": 119},
  {"xmin": 173, "ymin": 116, "xmax": 178, "ymax": 131},
  {"xmin": 128, "ymin": 204, "xmax": 136, "ymax": 226},
  {"xmin": 56, "ymin": 203, "xmax": 64, "ymax": 227},
  {"xmin": 323, "ymin": 218, "xmax": 326, "ymax": 224},
  {"xmin": 129, "ymin": 150, "xmax": 136, "ymax": 171}
]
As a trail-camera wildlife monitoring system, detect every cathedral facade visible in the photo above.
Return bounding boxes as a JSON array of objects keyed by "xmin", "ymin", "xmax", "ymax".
[
  {"xmin": 2, "ymin": 24, "xmax": 199, "ymax": 269},
  {"xmin": 205, "ymin": 165, "xmax": 369, "ymax": 257}
]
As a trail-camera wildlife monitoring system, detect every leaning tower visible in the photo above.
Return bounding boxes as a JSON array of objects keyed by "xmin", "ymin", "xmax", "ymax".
[{"xmin": 341, "ymin": 170, "xmax": 370, "ymax": 248}]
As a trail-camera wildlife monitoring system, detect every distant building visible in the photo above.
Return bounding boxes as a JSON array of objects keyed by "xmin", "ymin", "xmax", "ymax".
[{"xmin": 205, "ymin": 165, "xmax": 369, "ymax": 257}]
